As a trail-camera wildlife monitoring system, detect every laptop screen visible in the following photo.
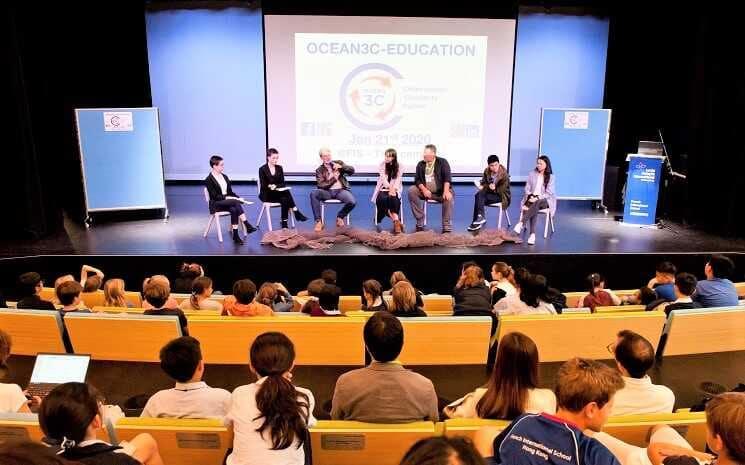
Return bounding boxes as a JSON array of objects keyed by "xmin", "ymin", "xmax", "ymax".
[{"xmin": 30, "ymin": 354, "xmax": 90, "ymax": 384}]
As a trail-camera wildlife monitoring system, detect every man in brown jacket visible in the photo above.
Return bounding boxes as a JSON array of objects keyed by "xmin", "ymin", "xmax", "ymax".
[{"xmin": 330, "ymin": 311, "xmax": 439, "ymax": 423}]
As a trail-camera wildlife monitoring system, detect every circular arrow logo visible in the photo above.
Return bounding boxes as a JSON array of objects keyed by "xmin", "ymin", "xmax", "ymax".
[{"xmin": 340, "ymin": 63, "xmax": 403, "ymax": 130}]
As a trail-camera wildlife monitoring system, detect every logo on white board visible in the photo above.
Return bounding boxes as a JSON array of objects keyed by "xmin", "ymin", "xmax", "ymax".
[
  {"xmin": 563, "ymin": 111, "xmax": 589, "ymax": 129},
  {"xmin": 104, "ymin": 112, "xmax": 134, "ymax": 132}
]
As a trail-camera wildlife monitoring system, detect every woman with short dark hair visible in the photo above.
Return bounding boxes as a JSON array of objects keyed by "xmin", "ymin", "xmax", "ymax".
[
  {"xmin": 258, "ymin": 148, "xmax": 308, "ymax": 229},
  {"xmin": 205, "ymin": 155, "xmax": 257, "ymax": 244}
]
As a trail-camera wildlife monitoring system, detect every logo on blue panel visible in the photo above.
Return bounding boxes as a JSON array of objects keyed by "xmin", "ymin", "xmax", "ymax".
[{"xmin": 339, "ymin": 63, "xmax": 403, "ymax": 131}]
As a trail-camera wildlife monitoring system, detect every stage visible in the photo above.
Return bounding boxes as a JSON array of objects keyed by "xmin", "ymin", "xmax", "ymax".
[{"xmin": 4, "ymin": 183, "xmax": 744, "ymax": 257}]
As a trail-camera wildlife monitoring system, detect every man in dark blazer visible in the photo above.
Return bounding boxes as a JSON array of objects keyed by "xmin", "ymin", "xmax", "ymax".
[{"xmin": 310, "ymin": 147, "xmax": 356, "ymax": 232}]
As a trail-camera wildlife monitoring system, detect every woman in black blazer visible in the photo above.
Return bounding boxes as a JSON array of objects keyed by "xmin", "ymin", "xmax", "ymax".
[
  {"xmin": 258, "ymin": 148, "xmax": 308, "ymax": 228},
  {"xmin": 205, "ymin": 155, "xmax": 257, "ymax": 244}
]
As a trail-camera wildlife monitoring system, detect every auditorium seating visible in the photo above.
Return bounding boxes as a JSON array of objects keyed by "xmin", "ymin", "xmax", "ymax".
[
  {"xmin": 495, "ymin": 312, "xmax": 666, "ymax": 362},
  {"xmin": 0, "ymin": 413, "xmax": 45, "ymax": 444},
  {"xmin": 39, "ymin": 287, "xmax": 142, "ymax": 308},
  {"xmin": 114, "ymin": 417, "xmax": 231, "ymax": 465},
  {"xmin": 658, "ymin": 307, "xmax": 745, "ymax": 356},
  {"xmin": 339, "ymin": 294, "xmax": 455, "ymax": 316},
  {"xmin": 441, "ymin": 411, "xmax": 707, "ymax": 449},
  {"xmin": 187, "ymin": 316, "xmax": 367, "ymax": 365},
  {"xmin": 63, "ymin": 313, "xmax": 183, "ymax": 361},
  {"xmin": 595, "ymin": 304, "xmax": 648, "ymax": 313},
  {"xmin": 309, "ymin": 420, "xmax": 437, "ymax": 465},
  {"xmin": 397, "ymin": 316, "xmax": 493, "ymax": 365},
  {"xmin": 0, "ymin": 309, "xmax": 66, "ymax": 354}
]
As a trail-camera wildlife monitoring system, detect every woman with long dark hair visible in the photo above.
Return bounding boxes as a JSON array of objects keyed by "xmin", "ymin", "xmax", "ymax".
[
  {"xmin": 258, "ymin": 148, "xmax": 308, "ymax": 230},
  {"xmin": 443, "ymin": 332, "xmax": 556, "ymax": 419},
  {"xmin": 580, "ymin": 273, "xmax": 621, "ymax": 311},
  {"xmin": 226, "ymin": 332, "xmax": 315, "ymax": 465},
  {"xmin": 372, "ymin": 148, "xmax": 404, "ymax": 234},
  {"xmin": 513, "ymin": 155, "xmax": 556, "ymax": 245}
]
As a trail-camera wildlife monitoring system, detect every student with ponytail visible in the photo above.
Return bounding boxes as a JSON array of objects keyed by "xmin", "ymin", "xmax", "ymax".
[
  {"xmin": 179, "ymin": 276, "xmax": 222, "ymax": 312},
  {"xmin": 39, "ymin": 382, "xmax": 163, "ymax": 465},
  {"xmin": 490, "ymin": 262, "xmax": 517, "ymax": 306},
  {"xmin": 226, "ymin": 332, "xmax": 316, "ymax": 465}
]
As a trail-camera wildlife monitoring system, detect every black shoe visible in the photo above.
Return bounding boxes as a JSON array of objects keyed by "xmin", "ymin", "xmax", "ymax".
[
  {"xmin": 474, "ymin": 214, "xmax": 487, "ymax": 225},
  {"xmin": 281, "ymin": 220, "xmax": 289, "ymax": 229},
  {"xmin": 415, "ymin": 226, "xmax": 426, "ymax": 232},
  {"xmin": 294, "ymin": 210, "xmax": 308, "ymax": 222},
  {"xmin": 442, "ymin": 229, "xmax": 453, "ymax": 234},
  {"xmin": 232, "ymin": 229, "xmax": 244, "ymax": 245},
  {"xmin": 244, "ymin": 221, "xmax": 257, "ymax": 234},
  {"xmin": 467, "ymin": 221, "xmax": 483, "ymax": 232}
]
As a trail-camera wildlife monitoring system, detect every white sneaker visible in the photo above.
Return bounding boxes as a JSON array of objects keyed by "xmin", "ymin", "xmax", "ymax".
[
  {"xmin": 527, "ymin": 233, "xmax": 536, "ymax": 245},
  {"xmin": 513, "ymin": 222, "xmax": 523, "ymax": 235}
]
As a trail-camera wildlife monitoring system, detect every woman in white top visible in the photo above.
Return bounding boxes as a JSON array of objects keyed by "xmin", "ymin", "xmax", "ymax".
[
  {"xmin": 226, "ymin": 332, "xmax": 316, "ymax": 465},
  {"xmin": 0, "ymin": 329, "xmax": 33, "ymax": 413},
  {"xmin": 179, "ymin": 277, "xmax": 223, "ymax": 312},
  {"xmin": 513, "ymin": 155, "xmax": 556, "ymax": 245},
  {"xmin": 490, "ymin": 261, "xmax": 517, "ymax": 306},
  {"xmin": 371, "ymin": 148, "xmax": 405, "ymax": 234},
  {"xmin": 494, "ymin": 273, "xmax": 557, "ymax": 315},
  {"xmin": 444, "ymin": 332, "xmax": 555, "ymax": 419}
]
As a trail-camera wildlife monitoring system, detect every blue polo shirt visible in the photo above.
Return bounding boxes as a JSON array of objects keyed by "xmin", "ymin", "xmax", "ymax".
[
  {"xmin": 694, "ymin": 278, "xmax": 738, "ymax": 308},
  {"xmin": 486, "ymin": 413, "xmax": 620, "ymax": 465},
  {"xmin": 653, "ymin": 283, "xmax": 676, "ymax": 301}
]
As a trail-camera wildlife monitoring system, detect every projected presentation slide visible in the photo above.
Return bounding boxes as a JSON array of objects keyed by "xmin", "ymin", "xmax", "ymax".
[{"xmin": 265, "ymin": 16, "xmax": 516, "ymax": 173}]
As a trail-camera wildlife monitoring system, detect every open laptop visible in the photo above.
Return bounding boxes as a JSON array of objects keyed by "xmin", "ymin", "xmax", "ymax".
[
  {"xmin": 638, "ymin": 140, "xmax": 664, "ymax": 156},
  {"xmin": 26, "ymin": 353, "xmax": 91, "ymax": 399}
]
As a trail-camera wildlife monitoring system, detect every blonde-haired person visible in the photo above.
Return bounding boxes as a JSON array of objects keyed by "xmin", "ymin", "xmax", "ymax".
[
  {"xmin": 0, "ymin": 329, "xmax": 37, "ymax": 413},
  {"xmin": 103, "ymin": 278, "xmax": 133, "ymax": 309},
  {"xmin": 385, "ymin": 271, "xmax": 425, "ymax": 308},
  {"xmin": 179, "ymin": 277, "xmax": 222, "ymax": 312},
  {"xmin": 390, "ymin": 281, "xmax": 426, "ymax": 317},
  {"xmin": 490, "ymin": 262, "xmax": 517, "ymax": 306},
  {"xmin": 142, "ymin": 275, "xmax": 179, "ymax": 310}
]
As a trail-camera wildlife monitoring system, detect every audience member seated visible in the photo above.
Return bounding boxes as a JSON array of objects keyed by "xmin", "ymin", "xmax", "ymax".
[
  {"xmin": 494, "ymin": 273, "xmax": 557, "ymax": 315},
  {"xmin": 389, "ymin": 281, "xmax": 427, "ymax": 317},
  {"xmin": 173, "ymin": 262, "xmax": 203, "ymax": 294},
  {"xmin": 444, "ymin": 332, "xmax": 556, "ymax": 419},
  {"xmin": 610, "ymin": 330, "xmax": 674, "ymax": 416},
  {"xmin": 474, "ymin": 357, "xmax": 624, "ymax": 465},
  {"xmin": 461, "ymin": 260, "xmax": 491, "ymax": 287},
  {"xmin": 16, "ymin": 272, "xmax": 55, "ymax": 310},
  {"xmin": 400, "ymin": 436, "xmax": 486, "ymax": 465},
  {"xmin": 57, "ymin": 281, "xmax": 91, "ymax": 314},
  {"xmin": 662, "ymin": 273, "xmax": 701, "ymax": 315},
  {"xmin": 40, "ymin": 382, "xmax": 164, "ymax": 465},
  {"xmin": 297, "ymin": 268, "xmax": 338, "ymax": 297},
  {"xmin": 645, "ymin": 393, "xmax": 745, "ymax": 465},
  {"xmin": 307, "ymin": 284, "xmax": 342, "ymax": 317},
  {"xmin": 454, "ymin": 266, "xmax": 493, "ymax": 315},
  {"xmin": 490, "ymin": 262, "xmax": 517, "ymax": 306},
  {"xmin": 647, "ymin": 261, "xmax": 677, "ymax": 302},
  {"xmin": 694, "ymin": 254, "xmax": 738, "ymax": 308},
  {"xmin": 178, "ymin": 276, "xmax": 222, "ymax": 312},
  {"xmin": 141, "ymin": 336, "xmax": 230, "ymax": 419},
  {"xmin": 580, "ymin": 273, "xmax": 622, "ymax": 311},
  {"xmin": 362, "ymin": 279, "xmax": 388, "ymax": 312},
  {"xmin": 300, "ymin": 278, "xmax": 325, "ymax": 315},
  {"xmin": 103, "ymin": 278, "xmax": 133, "ymax": 308},
  {"xmin": 255, "ymin": 282, "xmax": 291, "ymax": 313},
  {"xmin": 0, "ymin": 439, "xmax": 82, "ymax": 465},
  {"xmin": 385, "ymin": 270, "xmax": 425, "ymax": 308},
  {"xmin": 592, "ymin": 392, "xmax": 745, "ymax": 465},
  {"xmin": 143, "ymin": 279, "xmax": 189, "ymax": 335},
  {"xmin": 0, "ymin": 329, "xmax": 35, "ymax": 413},
  {"xmin": 222, "ymin": 279, "xmax": 274, "ymax": 317},
  {"xmin": 52, "ymin": 274, "xmax": 75, "ymax": 305},
  {"xmin": 225, "ymin": 332, "xmax": 315, "ymax": 465},
  {"xmin": 269, "ymin": 282, "xmax": 295, "ymax": 312},
  {"xmin": 80, "ymin": 264, "xmax": 105, "ymax": 293},
  {"xmin": 331, "ymin": 311, "xmax": 438, "ymax": 422},
  {"xmin": 141, "ymin": 275, "xmax": 179, "ymax": 310},
  {"xmin": 624, "ymin": 286, "xmax": 658, "ymax": 307}
]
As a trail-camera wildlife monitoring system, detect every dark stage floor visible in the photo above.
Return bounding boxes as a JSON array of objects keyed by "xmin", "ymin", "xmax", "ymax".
[{"xmin": 3, "ymin": 183, "xmax": 745, "ymax": 257}]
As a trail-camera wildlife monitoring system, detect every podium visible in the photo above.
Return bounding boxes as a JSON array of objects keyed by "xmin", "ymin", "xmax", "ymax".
[{"xmin": 623, "ymin": 154, "xmax": 665, "ymax": 226}]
